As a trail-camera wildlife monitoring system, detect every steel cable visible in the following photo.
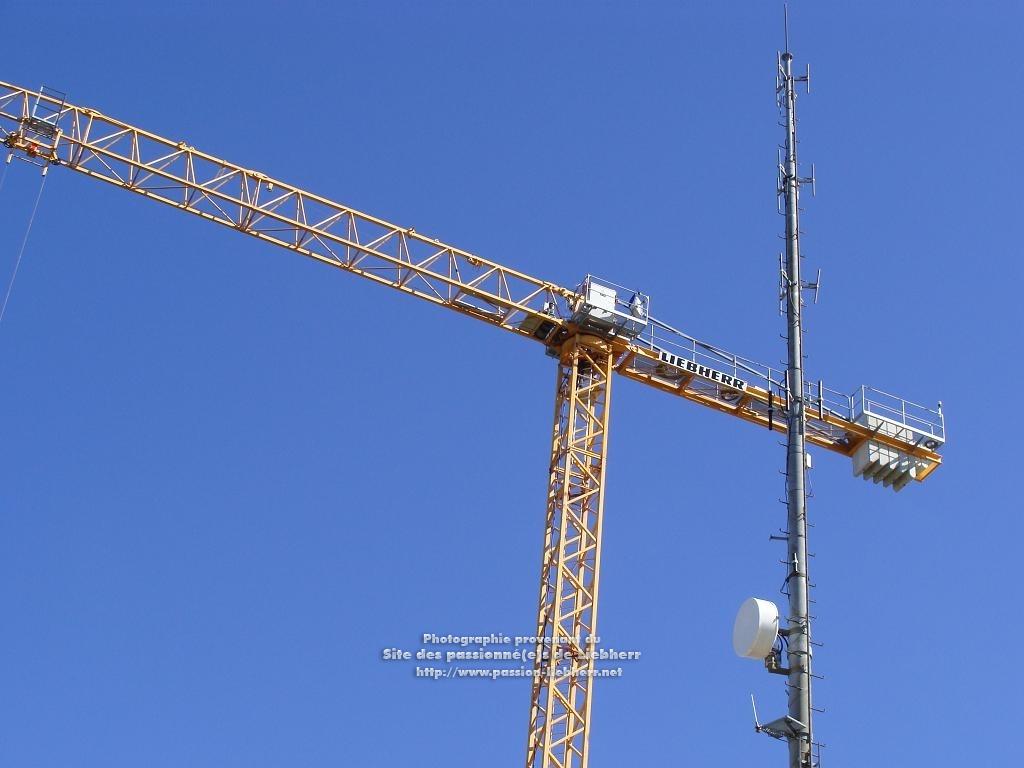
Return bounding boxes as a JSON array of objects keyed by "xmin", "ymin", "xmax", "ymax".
[{"xmin": 0, "ymin": 171, "xmax": 47, "ymax": 325}]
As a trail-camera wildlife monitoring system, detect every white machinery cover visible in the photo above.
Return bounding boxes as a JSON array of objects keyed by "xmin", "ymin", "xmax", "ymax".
[{"xmin": 733, "ymin": 597, "xmax": 780, "ymax": 659}]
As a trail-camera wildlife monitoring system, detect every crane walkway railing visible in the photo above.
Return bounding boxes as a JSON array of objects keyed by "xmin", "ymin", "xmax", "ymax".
[
  {"xmin": 571, "ymin": 272, "xmax": 946, "ymax": 449},
  {"xmin": 639, "ymin": 318, "xmax": 944, "ymax": 444}
]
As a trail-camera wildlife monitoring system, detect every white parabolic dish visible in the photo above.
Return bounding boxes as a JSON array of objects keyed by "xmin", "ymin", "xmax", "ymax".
[{"xmin": 733, "ymin": 597, "xmax": 780, "ymax": 659}]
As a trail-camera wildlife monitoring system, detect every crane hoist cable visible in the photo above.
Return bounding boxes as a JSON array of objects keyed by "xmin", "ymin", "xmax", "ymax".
[{"xmin": 0, "ymin": 170, "xmax": 46, "ymax": 325}]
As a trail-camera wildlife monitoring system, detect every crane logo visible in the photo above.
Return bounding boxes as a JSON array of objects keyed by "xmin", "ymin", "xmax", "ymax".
[{"xmin": 657, "ymin": 349, "xmax": 748, "ymax": 392}]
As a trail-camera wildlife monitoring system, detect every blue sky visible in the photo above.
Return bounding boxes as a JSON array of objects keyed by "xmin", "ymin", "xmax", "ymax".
[{"xmin": 1, "ymin": 2, "xmax": 1020, "ymax": 765}]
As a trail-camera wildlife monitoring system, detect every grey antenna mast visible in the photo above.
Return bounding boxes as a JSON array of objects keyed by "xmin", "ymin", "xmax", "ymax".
[{"xmin": 778, "ymin": 5, "xmax": 817, "ymax": 768}]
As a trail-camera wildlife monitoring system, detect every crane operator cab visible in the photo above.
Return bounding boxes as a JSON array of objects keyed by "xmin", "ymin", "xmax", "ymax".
[{"xmin": 571, "ymin": 275, "xmax": 649, "ymax": 341}]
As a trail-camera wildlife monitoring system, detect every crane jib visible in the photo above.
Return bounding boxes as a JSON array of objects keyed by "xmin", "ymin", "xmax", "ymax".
[{"xmin": 657, "ymin": 349, "xmax": 748, "ymax": 392}]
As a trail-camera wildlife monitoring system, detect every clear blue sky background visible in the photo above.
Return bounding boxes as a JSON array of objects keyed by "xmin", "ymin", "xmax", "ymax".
[{"xmin": 1, "ymin": 2, "xmax": 1020, "ymax": 765}]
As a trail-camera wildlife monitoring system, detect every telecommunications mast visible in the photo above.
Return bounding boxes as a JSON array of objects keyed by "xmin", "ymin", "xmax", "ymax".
[
  {"xmin": 777, "ymin": 12, "xmax": 817, "ymax": 767},
  {"xmin": 735, "ymin": 8, "xmax": 821, "ymax": 768},
  {"xmin": 735, "ymin": 8, "xmax": 947, "ymax": 766}
]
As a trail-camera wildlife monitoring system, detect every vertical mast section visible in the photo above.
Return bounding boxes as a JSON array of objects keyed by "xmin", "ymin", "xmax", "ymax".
[
  {"xmin": 526, "ymin": 335, "xmax": 613, "ymax": 768},
  {"xmin": 779, "ymin": 39, "xmax": 816, "ymax": 768}
]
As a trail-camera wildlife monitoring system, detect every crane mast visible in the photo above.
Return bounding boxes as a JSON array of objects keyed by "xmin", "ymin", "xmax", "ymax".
[
  {"xmin": 0, "ymin": 72, "xmax": 945, "ymax": 768},
  {"xmin": 526, "ymin": 336, "xmax": 612, "ymax": 767}
]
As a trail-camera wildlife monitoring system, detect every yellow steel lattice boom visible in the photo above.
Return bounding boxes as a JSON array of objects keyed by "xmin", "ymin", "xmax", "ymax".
[{"xmin": 0, "ymin": 80, "xmax": 944, "ymax": 768}]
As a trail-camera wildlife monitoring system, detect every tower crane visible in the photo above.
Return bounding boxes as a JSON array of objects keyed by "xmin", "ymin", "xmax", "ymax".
[{"xmin": 0, "ymin": 76, "xmax": 944, "ymax": 768}]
